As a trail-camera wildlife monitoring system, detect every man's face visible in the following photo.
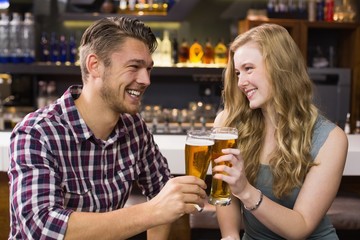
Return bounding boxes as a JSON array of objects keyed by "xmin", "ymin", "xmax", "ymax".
[{"xmin": 100, "ymin": 38, "xmax": 154, "ymax": 115}]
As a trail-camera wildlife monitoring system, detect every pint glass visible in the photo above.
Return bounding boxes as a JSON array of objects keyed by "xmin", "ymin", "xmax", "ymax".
[
  {"xmin": 185, "ymin": 130, "xmax": 214, "ymax": 180},
  {"xmin": 185, "ymin": 130, "xmax": 214, "ymax": 212},
  {"xmin": 209, "ymin": 127, "xmax": 238, "ymax": 206}
]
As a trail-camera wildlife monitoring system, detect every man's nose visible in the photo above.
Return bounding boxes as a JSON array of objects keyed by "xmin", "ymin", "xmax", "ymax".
[{"xmin": 137, "ymin": 69, "xmax": 151, "ymax": 86}]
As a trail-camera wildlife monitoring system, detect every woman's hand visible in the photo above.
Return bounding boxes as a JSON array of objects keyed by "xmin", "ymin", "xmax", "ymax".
[{"xmin": 212, "ymin": 148, "xmax": 250, "ymax": 198}]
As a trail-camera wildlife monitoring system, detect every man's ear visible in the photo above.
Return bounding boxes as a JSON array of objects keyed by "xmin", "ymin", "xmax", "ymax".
[{"xmin": 86, "ymin": 54, "xmax": 101, "ymax": 78}]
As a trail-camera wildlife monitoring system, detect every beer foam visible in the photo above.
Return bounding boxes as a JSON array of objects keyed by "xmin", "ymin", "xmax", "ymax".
[
  {"xmin": 186, "ymin": 138, "xmax": 214, "ymax": 146},
  {"xmin": 213, "ymin": 133, "xmax": 238, "ymax": 140}
]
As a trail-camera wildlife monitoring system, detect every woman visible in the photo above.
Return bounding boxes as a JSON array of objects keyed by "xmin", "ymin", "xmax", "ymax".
[{"xmin": 213, "ymin": 23, "xmax": 348, "ymax": 239}]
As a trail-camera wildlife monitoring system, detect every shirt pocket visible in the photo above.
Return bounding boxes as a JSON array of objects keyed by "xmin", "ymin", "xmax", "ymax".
[
  {"xmin": 62, "ymin": 177, "xmax": 93, "ymax": 210},
  {"xmin": 114, "ymin": 169, "xmax": 139, "ymax": 208},
  {"xmin": 116, "ymin": 169, "xmax": 137, "ymax": 191}
]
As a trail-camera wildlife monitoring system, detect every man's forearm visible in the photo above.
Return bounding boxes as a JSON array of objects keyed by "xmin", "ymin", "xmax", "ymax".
[{"xmin": 65, "ymin": 202, "xmax": 158, "ymax": 240}]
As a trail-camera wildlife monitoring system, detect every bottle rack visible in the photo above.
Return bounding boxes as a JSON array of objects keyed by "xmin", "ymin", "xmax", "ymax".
[
  {"xmin": 0, "ymin": 63, "xmax": 224, "ymax": 78},
  {"xmin": 61, "ymin": 0, "xmax": 200, "ymax": 22}
]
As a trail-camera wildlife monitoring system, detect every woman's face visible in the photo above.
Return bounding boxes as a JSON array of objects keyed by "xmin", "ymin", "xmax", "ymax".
[{"xmin": 234, "ymin": 42, "xmax": 272, "ymax": 111}]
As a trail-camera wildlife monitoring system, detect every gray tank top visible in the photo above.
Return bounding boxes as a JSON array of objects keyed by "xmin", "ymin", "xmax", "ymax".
[{"xmin": 242, "ymin": 115, "xmax": 338, "ymax": 240}]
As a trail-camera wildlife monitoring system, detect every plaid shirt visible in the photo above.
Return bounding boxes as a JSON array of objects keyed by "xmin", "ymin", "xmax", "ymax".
[{"xmin": 8, "ymin": 85, "xmax": 171, "ymax": 239}]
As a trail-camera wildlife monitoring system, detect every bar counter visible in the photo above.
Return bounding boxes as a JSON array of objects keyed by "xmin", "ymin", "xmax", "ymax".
[{"xmin": 0, "ymin": 132, "xmax": 359, "ymax": 175}]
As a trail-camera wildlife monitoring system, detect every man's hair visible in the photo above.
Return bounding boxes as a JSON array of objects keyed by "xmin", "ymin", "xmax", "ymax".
[{"xmin": 79, "ymin": 16, "xmax": 157, "ymax": 82}]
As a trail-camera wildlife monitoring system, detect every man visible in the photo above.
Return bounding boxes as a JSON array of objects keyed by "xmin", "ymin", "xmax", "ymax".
[{"xmin": 8, "ymin": 17, "xmax": 206, "ymax": 239}]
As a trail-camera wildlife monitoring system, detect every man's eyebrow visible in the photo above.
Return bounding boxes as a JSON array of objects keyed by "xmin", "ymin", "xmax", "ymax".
[
  {"xmin": 127, "ymin": 59, "xmax": 154, "ymax": 67},
  {"xmin": 126, "ymin": 59, "xmax": 146, "ymax": 64}
]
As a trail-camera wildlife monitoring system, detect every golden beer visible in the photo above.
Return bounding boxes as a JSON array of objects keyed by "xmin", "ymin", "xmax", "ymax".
[
  {"xmin": 209, "ymin": 127, "xmax": 238, "ymax": 206},
  {"xmin": 185, "ymin": 137, "xmax": 214, "ymax": 180}
]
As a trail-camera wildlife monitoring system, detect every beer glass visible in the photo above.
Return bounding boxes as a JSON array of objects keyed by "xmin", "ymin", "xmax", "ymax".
[
  {"xmin": 185, "ymin": 130, "xmax": 214, "ymax": 211},
  {"xmin": 208, "ymin": 127, "xmax": 238, "ymax": 206}
]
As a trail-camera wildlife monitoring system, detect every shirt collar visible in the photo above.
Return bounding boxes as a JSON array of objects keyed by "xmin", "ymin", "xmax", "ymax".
[{"xmin": 60, "ymin": 85, "xmax": 129, "ymax": 144}]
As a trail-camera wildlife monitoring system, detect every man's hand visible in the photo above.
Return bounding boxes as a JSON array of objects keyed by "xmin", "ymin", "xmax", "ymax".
[{"xmin": 148, "ymin": 176, "xmax": 207, "ymax": 225}]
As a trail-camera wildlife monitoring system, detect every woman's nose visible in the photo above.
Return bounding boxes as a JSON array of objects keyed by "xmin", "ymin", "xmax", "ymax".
[{"xmin": 237, "ymin": 75, "xmax": 248, "ymax": 88}]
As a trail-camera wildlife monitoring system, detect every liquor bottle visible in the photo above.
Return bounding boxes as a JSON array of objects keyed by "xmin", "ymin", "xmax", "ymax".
[
  {"xmin": 214, "ymin": 39, "xmax": 228, "ymax": 65},
  {"xmin": 68, "ymin": 34, "xmax": 77, "ymax": 64},
  {"xmin": 172, "ymin": 37, "xmax": 178, "ymax": 64},
  {"xmin": 59, "ymin": 34, "xmax": 67, "ymax": 63},
  {"xmin": 333, "ymin": 0, "xmax": 356, "ymax": 22},
  {"xmin": 128, "ymin": 0, "xmax": 136, "ymax": 12},
  {"xmin": 37, "ymin": 81, "xmax": 48, "ymax": 109},
  {"xmin": 344, "ymin": 112, "xmax": 351, "ymax": 134},
  {"xmin": 152, "ymin": 36, "xmax": 163, "ymax": 66},
  {"xmin": 9, "ymin": 12, "xmax": 23, "ymax": 63},
  {"xmin": 147, "ymin": 0, "xmax": 154, "ymax": 12},
  {"xmin": 40, "ymin": 32, "xmax": 50, "ymax": 62},
  {"xmin": 203, "ymin": 38, "xmax": 214, "ymax": 64},
  {"xmin": 100, "ymin": 0, "xmax": 114, "ymax": 13},
  {"xmin": 298, "ymin": 0, "xmax": 307, "ymax": 14},
  {"xmin": 288, "ymin": 0, "xmax": 297, "ymax": 12},
  {"xmin": 325, "ymin": 0, "xmax": 334, "ymax": 22},
  {"xmin": 136, "ymin": 0, "xmax": 146, "ymax": 11},
  {"xmin": 278, "ymin": 0, "xmax": 288, "ymax": 12},
  {"xmin": 189, "ymin": 39, "xmax": 203, "ymax": 64},
  {"xmin": 178, "ymin": 38, "xmax": 189, "ymax": 63},
  {"xmin": 50, "ymin": 32, "xmax": 59, "ymax": 63},
  {"xmin": 119, "ymin": 0, "xmax": 127, "ymax": 12},
  {"xmin": 355, "ymin": 120, "xmax": 360, "ymax": 134},
  {"xmin": 308, "ymin": 0, "xmax": 316, "ymax": 21},
  {"xmin": 316, "ymin": 0, "xmax": 325, "ymax": 21},
  {"xmin": 46, "ymin": 81, "xmax": 57, "ymax": 105},
  {"xmin": 22, "ymin": 12, "xmax": 35, "ymax": 63},
  {"xmin": 161, "ymin": 30, "xmax": 172, "ymax": 66},
  {"xmin": 0, "ymin": 12, "xmax": 10, "ymax": 63},
  {"xmin": 267, "ymin": 0, "xmax": 276, "ymax": 13}
]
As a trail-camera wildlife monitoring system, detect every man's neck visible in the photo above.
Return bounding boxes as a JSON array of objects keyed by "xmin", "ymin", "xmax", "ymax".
[{"xmin": 74, "ymin": 92, "xmax": 119, "ymax": 141}]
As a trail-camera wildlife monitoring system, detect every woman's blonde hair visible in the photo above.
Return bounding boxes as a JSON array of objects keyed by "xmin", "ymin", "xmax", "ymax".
[{"xmin": 222, "ymin": 24, "xmax": 318, "ymax": 198}]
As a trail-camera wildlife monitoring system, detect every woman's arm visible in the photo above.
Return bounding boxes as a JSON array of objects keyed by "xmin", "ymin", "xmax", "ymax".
[
  {"xmin": 217, "ymin": 195, "xmax": 242, "ymax": 240},
  {"xmin": 213, "ymin": 110, "xmax": 242, "ymax": 239},
  {"xmin": 217, "ymin": 126, "xmax": 348, "ymax": 239}
]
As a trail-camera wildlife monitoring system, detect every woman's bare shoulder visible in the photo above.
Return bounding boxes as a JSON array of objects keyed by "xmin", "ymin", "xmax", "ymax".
[
  {"xmin": 316, "ymin": 125, "xmax": 348, "ymax": 165},
  {"xmin": 328, "ymin": 125, "xmax": 348, "ymax": 150}
]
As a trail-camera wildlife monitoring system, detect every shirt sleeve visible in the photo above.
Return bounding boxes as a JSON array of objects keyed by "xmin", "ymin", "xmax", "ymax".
[
  {"xmin": 311, "ymin": 115, "xmax": 336, "ymax": 160},
  {"xmin": 136, "ymin": 121, "xmax": 172, "ymax": 200},
  {"xmin": 8, "ymin": 126, "xmax": 73, "ymax": 240}
]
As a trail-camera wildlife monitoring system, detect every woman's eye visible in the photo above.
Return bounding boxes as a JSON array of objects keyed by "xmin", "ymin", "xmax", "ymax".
[{"xmin": 245, "ymin": 67, "xmax": 252, "ymax": 71}]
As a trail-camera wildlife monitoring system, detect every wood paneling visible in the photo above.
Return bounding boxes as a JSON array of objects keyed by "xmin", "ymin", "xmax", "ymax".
[{"xmin": 0, "ymin": 172, "xmax": 10, "ymax": 239}]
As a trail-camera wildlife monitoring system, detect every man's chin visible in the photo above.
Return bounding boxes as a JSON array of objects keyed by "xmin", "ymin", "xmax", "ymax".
[{"xmin": 123, "ymin": 106, "xmax": 140, "ymax": 115}]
